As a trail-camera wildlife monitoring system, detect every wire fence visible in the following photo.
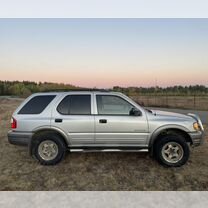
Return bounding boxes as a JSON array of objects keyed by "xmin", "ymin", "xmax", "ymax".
[{"xmin": 130, "ymin": 95, "xmax": 208, "ymax": 111}]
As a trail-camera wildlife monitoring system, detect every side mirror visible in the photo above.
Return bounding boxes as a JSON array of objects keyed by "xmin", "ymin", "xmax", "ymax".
[{"xmin": 129, "ymin": 108, "xmax": 141, "ymax": 116}]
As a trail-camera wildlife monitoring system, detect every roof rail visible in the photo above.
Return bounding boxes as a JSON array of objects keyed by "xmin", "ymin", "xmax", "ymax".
[{"xmin": 41, "ymin": 88, "xmax": 111, "ymax": 92}]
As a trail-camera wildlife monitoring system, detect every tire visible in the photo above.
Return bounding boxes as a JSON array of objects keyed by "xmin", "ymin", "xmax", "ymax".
[
  {"xmin": 32, "ymin": 132, "xmax": 66, "ymax": 165},
  {"xmin": 154, "ymin": 134, "xmax": 190, "ymax": 167}
]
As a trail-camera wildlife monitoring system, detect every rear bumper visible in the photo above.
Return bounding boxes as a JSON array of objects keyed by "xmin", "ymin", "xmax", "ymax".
[
  {"xmin": 8, "ymin": 130, "xmax": 33, "ymax": 146},
  {"xmin": 189, "ymin": 131, "xmax": 205, "ymax": 146}
]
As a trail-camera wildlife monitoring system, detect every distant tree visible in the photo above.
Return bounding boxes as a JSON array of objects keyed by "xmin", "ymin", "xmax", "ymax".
[{"xmin": 0, "ymin": 80, "xmax": 208, "ymax": 97}]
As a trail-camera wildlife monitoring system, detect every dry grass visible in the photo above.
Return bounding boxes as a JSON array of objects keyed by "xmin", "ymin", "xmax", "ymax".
[
  {"xmin": 131, "ymin": 95, "xmax": 208, "ymax": 111},
  {"xmin": 0, "ymin": 98, "xmax": 208, "ymax": 191}
]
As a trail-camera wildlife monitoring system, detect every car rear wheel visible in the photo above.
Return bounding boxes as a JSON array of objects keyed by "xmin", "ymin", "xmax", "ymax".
[
  {"xmin": 33, "ymin": 133, "xmax": 66, "ymax": 165},
  {"xmin": 154, "ymin": 134, "xmax": 190, "ymax": 167}
]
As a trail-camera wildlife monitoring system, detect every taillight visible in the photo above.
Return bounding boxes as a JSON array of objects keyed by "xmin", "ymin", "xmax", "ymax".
[{"xmin": 11, "ymin": 117, "xmax": 17, "ymax": 129}]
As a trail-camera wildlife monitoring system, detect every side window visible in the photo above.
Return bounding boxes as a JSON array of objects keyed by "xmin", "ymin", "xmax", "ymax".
[
  {"xmin": 18, "ymin": 95, "xmax": 56, "ymax": 114},
  {"xmin": 57, "ymin": 95, "xmax": 91, "ymax": 115},
  {"xmin": 96, "ymin": 95, "xmax": 134, "ymax": 115}
]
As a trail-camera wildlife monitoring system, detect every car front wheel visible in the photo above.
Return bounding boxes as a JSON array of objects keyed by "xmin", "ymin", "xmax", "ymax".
[{"xmin": 154, "ymin": 135, "xmax": 190, "ymax": 167}]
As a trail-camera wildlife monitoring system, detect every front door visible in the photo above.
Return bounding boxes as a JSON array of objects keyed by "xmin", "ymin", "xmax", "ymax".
[{"xmin": 94, "ymin": 94, "xmax": 148, "ymax": 146}]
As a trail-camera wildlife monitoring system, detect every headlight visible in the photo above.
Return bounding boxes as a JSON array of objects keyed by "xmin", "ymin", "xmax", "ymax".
[{"xmin": 193, "ymin": 122, "xmax": 201, "ymax": 131}]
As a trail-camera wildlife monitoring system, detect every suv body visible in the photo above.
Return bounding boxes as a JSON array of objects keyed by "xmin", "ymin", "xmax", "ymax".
[{"xmin": 8, "ymin": 91, "xmax": 204, "ymax": 166}]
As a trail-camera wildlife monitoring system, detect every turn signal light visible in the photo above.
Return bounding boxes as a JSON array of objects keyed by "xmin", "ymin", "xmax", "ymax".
[{"xmin": 193, "ymin": 122, "xmax": 200, "ymax": 131}]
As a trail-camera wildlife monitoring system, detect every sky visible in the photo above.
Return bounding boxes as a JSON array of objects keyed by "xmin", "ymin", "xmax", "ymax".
[{"xmin": 0, "ymin": 18, "xmax": 208, "ymax": 88}]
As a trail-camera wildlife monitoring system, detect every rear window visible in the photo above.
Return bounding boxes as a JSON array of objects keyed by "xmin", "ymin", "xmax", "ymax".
[
  {"xmin": 57, "ymin": 95, "xmax": 91, "ymax": 115},
  {"xmin": 18, "ymin": 95, "xmax": 56, "ymax": 114}
]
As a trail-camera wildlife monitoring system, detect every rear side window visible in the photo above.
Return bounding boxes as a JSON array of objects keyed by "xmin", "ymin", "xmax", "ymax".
[
  {"xmin": 18, "ymin": 95, "xmax": 56, "ymax": 114},
  {"xmin": 57, "ymin": 95, "xmax": 91, "ymax": 115}
]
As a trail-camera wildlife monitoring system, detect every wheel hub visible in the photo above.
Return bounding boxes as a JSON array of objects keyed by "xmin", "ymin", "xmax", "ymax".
[
  {"xmin": 38, "ymin": 140, "xmax": 58, "ymax": 161},
  {"xmin": 161, "ymin": 142, "xmax": 184, "ymax": 163}
]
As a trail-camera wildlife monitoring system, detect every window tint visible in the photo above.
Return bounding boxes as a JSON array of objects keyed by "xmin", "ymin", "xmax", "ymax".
[
  {"xmin": 18, "ymin": 95, "xmax": 56, "ymax": 114},
  {"xmin": 96, "ymin": 95, "xmax": 134, "ymax": 115},
  {"xmin": 57, "ymin": 95, "xmax": 91, "ymax": 115}
]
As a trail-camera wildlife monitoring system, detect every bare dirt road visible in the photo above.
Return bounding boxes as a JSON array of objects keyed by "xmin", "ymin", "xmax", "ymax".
[{"xmin": 0, "ymin": 98, "xmax": 207, "ymax": 191}]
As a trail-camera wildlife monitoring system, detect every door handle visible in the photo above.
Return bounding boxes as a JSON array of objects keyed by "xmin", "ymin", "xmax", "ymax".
[
  {"xmin": 55, "ymin": 118, "xmax": 63, "ymax": 123},
  {"xmin": 99, "ymin": 119, "xmax": 107, "ymax": 124}
]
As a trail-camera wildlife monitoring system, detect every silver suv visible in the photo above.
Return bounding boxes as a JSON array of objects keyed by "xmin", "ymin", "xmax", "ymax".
[{"xmin": 8, "ymin": 91, "xmax": 204, "ymax": 167}]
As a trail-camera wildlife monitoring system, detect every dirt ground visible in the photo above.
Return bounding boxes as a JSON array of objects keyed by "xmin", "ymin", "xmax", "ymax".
[{"xmin": 0, "ymin": 98, "xmax": 208, "ymax": 191}]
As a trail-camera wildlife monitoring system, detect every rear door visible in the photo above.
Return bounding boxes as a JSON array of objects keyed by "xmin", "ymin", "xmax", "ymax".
[
  {"xmin": 51, "ymin": 93, "xmax": 95, "ymax": 145},
  {"xmin": 94, "ymin": 94, "xmax": 148, "ymax": 146}
]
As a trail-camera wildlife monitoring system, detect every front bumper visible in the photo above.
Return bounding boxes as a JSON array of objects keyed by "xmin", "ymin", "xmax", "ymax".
[
  {"xmin": 189, "ymin": 131, "xmax": 205, "ymax": 146},
  {"xmin": 8, "ymin": 130, "xmax": 33, "ymax": 146}
]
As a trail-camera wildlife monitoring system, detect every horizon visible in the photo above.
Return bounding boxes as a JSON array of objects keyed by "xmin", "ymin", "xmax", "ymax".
[
  {"xmin": 0, "ymin": 19, "xmax": 208, "ymax": 88},
  {"xmin": 0, "ymin": 79, "xmax": 207, "ymax": 89}
]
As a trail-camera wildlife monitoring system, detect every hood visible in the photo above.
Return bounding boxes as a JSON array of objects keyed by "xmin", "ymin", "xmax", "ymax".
[{"xmin": 149, "ymin": 109, "xmax": 194, "ymax": 120}]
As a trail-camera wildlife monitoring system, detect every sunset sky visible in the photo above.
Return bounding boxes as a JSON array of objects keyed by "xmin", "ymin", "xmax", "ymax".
[{"xmin": 0, "ymin": 18, "xmax": 208, "ymax": 88}]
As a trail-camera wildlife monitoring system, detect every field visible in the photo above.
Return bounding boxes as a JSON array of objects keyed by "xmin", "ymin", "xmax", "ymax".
[
  {"xmin": 131, "ymin": 95, "xmax": 208, "ymax": 111},
  {"xmin": 0, "ymin": 97, "xmax": 208, "ymax": 191}
]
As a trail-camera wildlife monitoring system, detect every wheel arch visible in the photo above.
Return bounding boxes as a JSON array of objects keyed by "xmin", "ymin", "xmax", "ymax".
[
  {"xmin": 29, "ymin": 127, "xmax": 69, "ymax": 155},
  {"xmin": 149, "ymin": 125, "xmax": 192, "ymax": 149}
]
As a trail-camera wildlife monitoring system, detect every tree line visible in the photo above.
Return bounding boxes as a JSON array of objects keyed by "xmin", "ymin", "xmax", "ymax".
[
  {"xmin": 113, "ymin": 85, "xmax": 208, "ymax": 96},
  {"xmin": 0, "ymin": 81, "xmax": 78, "ymax": 97},
  {"xmin": 0, "ymin": 80, "xmax": 208, "ymax": 97}
]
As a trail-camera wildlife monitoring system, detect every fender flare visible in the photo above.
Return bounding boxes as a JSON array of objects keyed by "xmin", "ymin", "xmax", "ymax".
[
  {"xmin": 29, "ymin": 126, "xmax": 69, "ymax": 155},
  {"xmin": 149, "ymin": 124, "xmax": 190, "ymax": 148}
]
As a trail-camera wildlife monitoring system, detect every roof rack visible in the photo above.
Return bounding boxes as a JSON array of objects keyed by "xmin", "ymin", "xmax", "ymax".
[{"xmin": 41, "ymin": 88, "xmax": 111, "ymax": 92}]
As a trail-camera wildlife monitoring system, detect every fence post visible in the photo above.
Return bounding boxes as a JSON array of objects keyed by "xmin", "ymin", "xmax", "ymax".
[
  {"xmin": 146, "ymin": 95, "xmax": 149, "ymax": 106},
  {"xmin": 154, "ymin": 92, "xmax": 157, "ymax": 106},
  {"xmin": 193, "ymin": 94, "xmax": 196, "ymax": 110}
]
